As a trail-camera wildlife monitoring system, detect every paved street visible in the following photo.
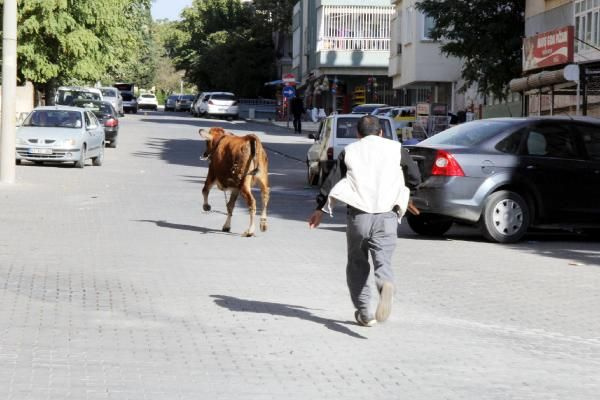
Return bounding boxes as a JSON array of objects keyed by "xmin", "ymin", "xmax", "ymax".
[{"xmin": 1, "ymin": 110, "xmax": 599, "ymax": 400}]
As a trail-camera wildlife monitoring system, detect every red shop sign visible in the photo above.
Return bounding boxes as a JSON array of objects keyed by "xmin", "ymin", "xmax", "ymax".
[{"xmin": 522, "ymin": 26, "xmax": 574, "ymax": 72}]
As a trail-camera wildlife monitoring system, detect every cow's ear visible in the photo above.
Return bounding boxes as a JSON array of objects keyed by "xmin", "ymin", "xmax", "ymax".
[{"xmin": 199, "ymin": 129, "xmax": 212, "ymax": 140}]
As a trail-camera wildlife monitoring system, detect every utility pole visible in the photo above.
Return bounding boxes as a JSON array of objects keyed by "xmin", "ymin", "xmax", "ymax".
[{"xmin": 0, "ymin": 0, "xmax": 18, "ymax": 184}]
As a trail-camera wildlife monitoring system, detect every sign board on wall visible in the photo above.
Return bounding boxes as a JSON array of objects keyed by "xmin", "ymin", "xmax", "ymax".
[{"xmin": 523, "ymin": 26, "xmax": 574, "ymax": 72}]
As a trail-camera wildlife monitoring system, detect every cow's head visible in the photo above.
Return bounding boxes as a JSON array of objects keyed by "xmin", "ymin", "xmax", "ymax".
[{"xmin": 199, "ymin": 127, "xmax": 228, "ymax": 160}]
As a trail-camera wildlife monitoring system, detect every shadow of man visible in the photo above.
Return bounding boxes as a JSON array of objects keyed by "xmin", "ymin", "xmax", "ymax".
[{"xmin": 211, "ymin": 295, "xmax": 366, "ymax": 339}]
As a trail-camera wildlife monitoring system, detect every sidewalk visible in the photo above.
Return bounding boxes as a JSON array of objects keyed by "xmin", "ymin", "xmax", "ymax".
[{"xmin": 247, "ymin": 117, "xmax": 320, "ymax": 133}]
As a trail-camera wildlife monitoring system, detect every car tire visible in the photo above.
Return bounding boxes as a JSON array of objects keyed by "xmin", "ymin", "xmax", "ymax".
[
  {"xmin": 92, "ymin": 145, "xmax": 104, "ymax": 166},
  {"xmin": 74, "ymin": 146, "xmax": 86, "ymax": 169},
  {"xmin": 108, "ymin": 137, "xmax": 117, "ymax": 148},
  {"xmin": 480, "ymin": 190, "xmax": 530, "ymax": 243},
  {"xmin": 406, "ymin": 213, "xmax": 453, "ymax": 236},
  {"xmin": 133, "ymin": 108, "xmax": 138, "ymax": 114},
  {"xmin": 16, "ymin": 159, "xmax": 21, "ymax": 165}
]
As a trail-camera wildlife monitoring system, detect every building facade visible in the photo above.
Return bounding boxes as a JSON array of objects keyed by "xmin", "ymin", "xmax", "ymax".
[
  {"xmin": 388, "ymin": 0, "xmax": 481, "ymax": 115},
  {"xmin": 292, "ymin": 0, "xmax": 396, "ymax": 113},
  {"xmin": 511, "ymin": 0, "xmax": 600, "ymax": 116}
]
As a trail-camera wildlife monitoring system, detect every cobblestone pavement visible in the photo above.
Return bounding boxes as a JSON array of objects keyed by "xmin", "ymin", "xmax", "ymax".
[{"xmin": 1, "ymin": 111, "xmax": 599, "ymax": 400}]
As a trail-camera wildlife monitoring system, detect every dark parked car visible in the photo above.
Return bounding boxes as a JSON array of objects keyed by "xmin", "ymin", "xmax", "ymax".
[
  {"xmin": 165, "ymin": 95, "xmax": 178, "ymax": 112},
  {"xmin": 120, "ymin": 91, "xmax": 138, "ymax": 114},
  {"xmin": 175, "ymin": 94, "xmax": 195, "ymax": 112},
  {"xmin": 405, "ymin": 117, "xmax": 600, "ymax": 243},
  {"xmin": 73, "ymin": 99, "xmax": 120, "ymax": 148}
]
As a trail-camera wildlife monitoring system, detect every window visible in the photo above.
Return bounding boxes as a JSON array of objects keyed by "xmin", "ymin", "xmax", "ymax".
[
  {"xmin": 575, "ymin": 0, "xmax": 600, "ymax": 53},
  {"xmin": 496, "ymin": 130, "xmax": 525, "ymax": 154},
  {"xmin": 403, "ymin": 6, "xmax": 414, "ymax": 44},
  {"xmin": 575, "ymin": 124, "xmax": 600, "ymax": 160},
  {"xmin": 524, "ymin": 125, "xmax": 583, "ymax": 159},
  {"xmin": 319, "ymin": 5, "xmax": 394, "ymax": 51},
  {"xmin": 424, "ymin": 120, "xmax": 514, "ymax": 146},
  {"xmin": 422, "ymin": 14, "xmax": 435, "ymax": 40}
]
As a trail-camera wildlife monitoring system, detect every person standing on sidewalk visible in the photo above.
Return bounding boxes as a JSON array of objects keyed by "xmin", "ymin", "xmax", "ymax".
[
  {"xmin": 290, "ymin": 96, "xmax": 305, "ymax": 134},
  {"xmin": 308, "ymin": 115, "xmax": 421, "ymax": 327}
]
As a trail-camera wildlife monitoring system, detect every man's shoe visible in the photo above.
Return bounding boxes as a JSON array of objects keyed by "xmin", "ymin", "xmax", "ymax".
[
  {"xmin": 354, "ymin": 310, "xmax": 376, "ymax": 327},
  {"xmin": 376, "ymin": 282, "xmax": 394, "ymax": 322}
]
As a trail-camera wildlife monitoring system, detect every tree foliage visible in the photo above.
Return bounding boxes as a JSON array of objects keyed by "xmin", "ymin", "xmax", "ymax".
[
  {"xmin": 1, "ymin": 0, "xmax": 154, "ymax": 100},
  {"xmin": 416, "ymin": 0, "xmax": 525, "ymax": 99},
  {"xmin": 172, "ymin": 0, "xmax": 276, "ymax": 98}
]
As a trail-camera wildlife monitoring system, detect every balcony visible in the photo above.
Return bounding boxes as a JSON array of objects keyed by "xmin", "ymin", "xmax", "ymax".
[{"xmin": 315, "ymin": 5, "xmax": 394, "ymax": 69}]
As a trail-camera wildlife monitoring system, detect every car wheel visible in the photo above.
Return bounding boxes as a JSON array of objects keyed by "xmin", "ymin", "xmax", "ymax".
[
  {"xmin": 480, "ymin": 190, "xmax": 530, "ymax": 243},
  {"xmin": 133, "ymin": 108, "xmax": 138, "ymax": 114},
  {"xmin": 108, "ymin": 137, "xmax": 117, "ymax": 148},
  {"xmin": 406, "ymin": 213, "xmax": 453, "ymax": 236},
  {"xmin": 92, "ymin": 145, "xmax": 104, "ymax": 166},
  {"xmin": 16, "ymin": 159, "xmax": 21, "ymax": 165},
  {"xmin": 74, "ymin": 146, "xmax": 86, "ymax": 169}
]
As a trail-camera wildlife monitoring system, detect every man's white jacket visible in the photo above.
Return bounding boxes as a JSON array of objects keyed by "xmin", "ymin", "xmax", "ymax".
[{"xmin": 324, "ymin": 135, "xmax": 410, "ymax": 217}]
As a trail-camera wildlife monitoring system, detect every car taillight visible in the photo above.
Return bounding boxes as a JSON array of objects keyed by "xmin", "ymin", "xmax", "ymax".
[
  {"xmin": 431, "ymin": 150, "xmax": 464, "ymax": 176},
  {"xmin": 327, "ymin": 147, "xmax": 334, "ymax": 161},
  {"xmin": 208, "ymin": 100, "xmax": 215, "ymax": 105},
  {"xmin": 105, "ymin": 118, "xmax": 118, "ymax": 127}
]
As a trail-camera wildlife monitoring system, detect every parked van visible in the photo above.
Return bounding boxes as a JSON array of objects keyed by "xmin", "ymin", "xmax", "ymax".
[{"xmin": 55, "ymin": 87, "xmax": 103, "ymax": 106}]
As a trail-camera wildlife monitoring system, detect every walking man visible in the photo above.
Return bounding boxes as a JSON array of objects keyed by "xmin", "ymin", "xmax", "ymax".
[
  {"xmin": 290, "ymin": 96, "xmax": 305, "ymax": 134},
  {"xmin": 308, "ymin": 115, "xmax": 421, "ymax": 326}
]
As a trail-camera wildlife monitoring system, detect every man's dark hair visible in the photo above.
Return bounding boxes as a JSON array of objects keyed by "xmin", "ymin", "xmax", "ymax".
[{"xmin": 357, "ymin": 115, "xmax": 381, "ymax": 136}]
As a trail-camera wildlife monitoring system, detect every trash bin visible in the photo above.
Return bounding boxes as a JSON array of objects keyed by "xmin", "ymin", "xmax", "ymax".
[{"xmin": 248, "ymin": 108, "xmax": 255, "ymax": 119}]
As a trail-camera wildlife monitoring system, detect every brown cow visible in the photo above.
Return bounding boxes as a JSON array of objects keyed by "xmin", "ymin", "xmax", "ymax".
[{"xmin": 199, "ymin": 127, "xmax": 270, "ymax": 236}]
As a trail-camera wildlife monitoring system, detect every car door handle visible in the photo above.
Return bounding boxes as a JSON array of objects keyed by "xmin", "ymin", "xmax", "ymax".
[{"xmin": 526, "ymin": 165, "xmax": 537, "ymax": 170}]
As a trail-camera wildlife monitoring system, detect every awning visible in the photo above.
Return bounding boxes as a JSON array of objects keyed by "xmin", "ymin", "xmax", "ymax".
[
  {"xmin": 509, "ymin": 68, "xmax": 568, "ymax": 92},
  {"xmin": 264, "ymin": 79, "xmax": 301, "ymax": 86}
]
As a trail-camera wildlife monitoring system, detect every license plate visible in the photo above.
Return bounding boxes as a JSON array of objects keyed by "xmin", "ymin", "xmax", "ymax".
[{"xmin": 30, "ymin": 148, "xmax": 52, "ymax": 154}]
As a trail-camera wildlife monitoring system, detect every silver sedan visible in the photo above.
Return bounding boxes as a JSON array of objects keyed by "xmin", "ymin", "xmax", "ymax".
[{"xmin": 16, "ymin": 106, "xmax": 105, "ymax": 168}]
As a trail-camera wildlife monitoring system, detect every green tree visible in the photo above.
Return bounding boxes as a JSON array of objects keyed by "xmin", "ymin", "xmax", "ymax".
[
  {"xmin": 416, "ymin": 0, "xmax": 525, "ymax": 99},
  {"xmin": 172, "ymin": 0, "xmax": 275, "ymax": 98},
  {"xmin": 1, "ymin": 0, "xmax": 153, "ymax": 102}
]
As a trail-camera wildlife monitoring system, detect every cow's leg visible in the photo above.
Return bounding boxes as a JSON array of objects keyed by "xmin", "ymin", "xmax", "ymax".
[
  {"xmin": 202, "ymin": 171, "xmax": 215, "ymax": 211},
  {"xmin": 239, "ymin": 180, "xmax": 257, "ymax": 237},
  {"xmin": 222, "ymin": 189, "xmax": 239, "ymax": 232},
  {"xmin": 256, "ymin": 174, "xmax": 270, "ymax": 232}
]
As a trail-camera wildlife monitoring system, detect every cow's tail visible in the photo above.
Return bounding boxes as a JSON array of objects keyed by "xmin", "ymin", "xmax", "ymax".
[{"xmin": 247, "ymin": 136, "xmax": 260, "ymax": 176}]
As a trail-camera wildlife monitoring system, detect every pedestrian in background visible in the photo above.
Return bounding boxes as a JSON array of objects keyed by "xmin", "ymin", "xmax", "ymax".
[
  {"xmin": 308, "ymin": 115, "xmax": 421, "ymax": 327},
  {"xmin": 290, "ymin": 96, "xmax": 305, "ymax": 134}
]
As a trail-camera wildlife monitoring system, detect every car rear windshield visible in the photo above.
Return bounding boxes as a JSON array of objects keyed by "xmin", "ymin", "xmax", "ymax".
[
  {"xmin": 141, "ymin": 94, "xmax": 155, "ymax": 98},
  {"xmin": 73, "ymin": 101, "xmax": 113, "ymax": 117},
  {"xmin": 23, "ymin": 110, "xmax": 82, "ymax": 128},
  {"xmin": 121, "ymin": 92, "xmax": 134, "ymax": 101},
  {"xmin": 336, "ymin": 117, "xmax": 394, "ymax": 140},
  {"xmin": 100, "ymin": 88, "xmax": 117, "ymax": 97},
  {"xmin": 421, "ymin": 120, "xmax": 514, "ymax": 147},
  {"xmin": 211, "ymin": 94, "xmax": 235, "ymax": 101},
  {"xmin": 180, "ymin": 95, "xmax": 195, "ymax": 100},
  {"xmin": 56, "ymin": 90, "xmax": 101, "ymax": 105}
]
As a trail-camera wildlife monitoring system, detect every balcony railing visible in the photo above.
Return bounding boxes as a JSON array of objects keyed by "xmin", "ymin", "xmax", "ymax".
[{"xmin": 317, "ymin": 5, "xmax": 394, "ymax": 52}]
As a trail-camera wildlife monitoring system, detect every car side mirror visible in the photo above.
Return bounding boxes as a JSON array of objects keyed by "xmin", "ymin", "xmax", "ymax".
[{"xmin": 308, "ymin": 133, "xmax": 315, "ymax": 140}]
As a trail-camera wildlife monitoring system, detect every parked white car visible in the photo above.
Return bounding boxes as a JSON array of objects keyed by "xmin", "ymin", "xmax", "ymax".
[
  {"xmin": 16, "ymin": 106, "xmax": 105, "ymax": 168},
  {"xmin": 99, "ymin": 87, "xmax": 124, "ymax": 116},
  {"xmin": 306, "ymin": 114, "xmax": 398, "ymax": 185},
  {"xmin": 197, "ymin": 92, "xmax": 239, "ymax": 119},
  {"xmin": 137, "ymin": 93, "xmax": 158, "ymax": 110}
]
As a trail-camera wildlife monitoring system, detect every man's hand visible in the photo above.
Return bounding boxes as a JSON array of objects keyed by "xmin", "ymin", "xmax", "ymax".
[
  {"xmin": 407, "ymin": 200, "xmax": 420, "ymax": 216},
  {"xmin": 308, "ymin": 210, "xmax": 323, "ymax": 229}
]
